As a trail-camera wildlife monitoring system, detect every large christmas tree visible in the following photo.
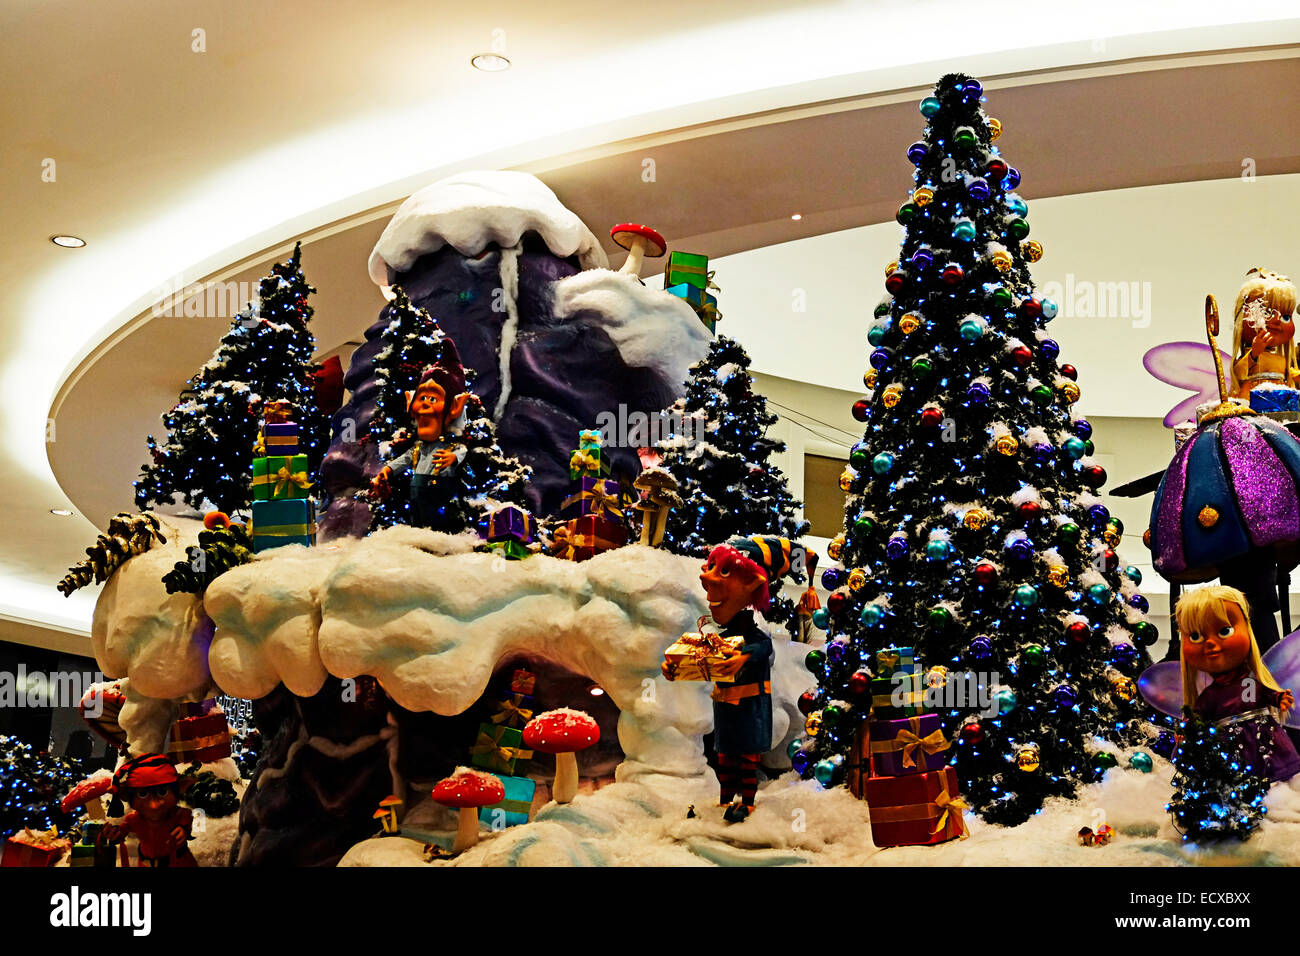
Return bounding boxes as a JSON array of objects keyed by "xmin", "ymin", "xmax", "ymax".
[
  {"xmin": 366, "ymin": 287, "xmax": 531, "ymax": 534},
  {"xmin": 657, "ymin": 335, "xmax": 810, "ymax": 627},
  {"xmin": 135, "ymin": 243, "xmax": 328, "ymax": 516},
  {"xmin": 794, "ymin": 74, "xmax": 1156, "ymax": 825}
]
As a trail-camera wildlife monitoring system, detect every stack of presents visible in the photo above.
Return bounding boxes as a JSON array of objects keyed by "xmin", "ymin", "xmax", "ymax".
[
  {"xmin": 468, "ymin": 668, "xmax": 539, "ymax": 828},
  {"xmin": 250, "ymin": 402, "xmax": 315, "ymax": 553},
  {"xmin": 663, "ymin": 251, "xmax": 720, "ymax": 334},
  {"xmin": 552, "ymin": 430, "xmax": 627, "ymax": 561},
  {"xmin": 848, "ymin": 646, "xmax": 968, "ymax": 847}
]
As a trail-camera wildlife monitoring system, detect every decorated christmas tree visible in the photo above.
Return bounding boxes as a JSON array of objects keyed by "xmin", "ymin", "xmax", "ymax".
[
  {"xmin": 366, "ymin": 291, "xmax": 531, "ymax": 534},
  {"xmin": 1167, "ymin": 711, "xmax": 1271, "ymax": 842},
  {"xmin": 793, "ymin": 74, "xmax": 1156, "ymax": 826},
  {"xmin": 135, "ymin": 243, "xmax": 328, "ymax": 516},
  {"xmin": 0, "ymin": 736, "xmax": 90, "ymax": 839},
  {"xmin": 656, "ymin": 335, "xmax": 810, "ymax": 627}
]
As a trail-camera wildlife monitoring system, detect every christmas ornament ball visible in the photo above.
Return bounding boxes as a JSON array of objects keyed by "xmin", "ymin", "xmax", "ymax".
[
  {"xmin": 1022, "ymin": 240, "xmax": 1044, "ymax": 263},
  {"xmin": 797, "ymin": 692, "xmax": 817, "ymax": 715},
  {"xmin": 991, "ymin": 249, "xmax": 1013, "ymax": 272},
  {"xmin": 907, "ymin": 141, "xmax": 928, "ymax": 164},
  {"xmin": 966, "ymin": 381, "xmax": 991, "ymax": 404},
  {"xmin": 1129, "ymin": 751, "xmax": 1154, "ymax": 773},
  {"xmin": 821, "ymin": 567, "xmax": 846, "ymax": 590},
  {"xmin": 919, "ymin": 95, "xmax": 941, "ymax": 117},
  {"xmin": 973, "ymin": 562, "xmax": 998, "ymax": 586},
  {"xmin": 804, "ymin": 649, "xmax": 827, "ymax": 673},
  {"xmin": 1016, "ymin": 745, "xmax": 1041, "ymax": 772},
  {"xmin": 995, "ymin": 688, "xmax": 1018, "ymax": 713},
  {"xmin": 848, "ymin": 670, "xmax": 870, "ymax": 695},
  {"xmin": 882, "ymin": 384, "xmax": 903, "ymax": 408},
  {"xmin": 1012, "ymin": 584, "xmax": 1039, "ymax": 607},
  {"xmin": 872, "ymin": 452, "xmax": 896, "ymax": 475},
  {"xmin": 959, "ymin": 318, "xmax": 985, "ymax": 341},
  {"xmin": 1066, "ymin": 621, "xmax": 1091, "ymax": 643},
  {"xmin": 912, "ymin": 186, "xmax": 934, "ymax": 207},
  {"xmin": 1092, "ymin": 751, "xmax": 1118, "ymax": 772},
  {"xmin": 848, "ymin": 568, "xmax": 868, "ymax": 591},
  {"xmin": 811, "ymin": 608, "xmax": 829, "ymax": 630},
  {"xmin": 969, "ymin": 635, "xmax": 994, "ymax": 660},
  {"xmin": 960, "ymin": 721, "xmax": 986, "ymax": 745},
  {"xmin": 813, "ymin": 760, "xmax": 836, "ymax": 786},
  {"xmin": 1132, "ymin": 621, "xmax": 1159, "ymax": 647},
  {"xmin": 995, "ymin": 434, "xmax": 1019, "ymax": 456}
]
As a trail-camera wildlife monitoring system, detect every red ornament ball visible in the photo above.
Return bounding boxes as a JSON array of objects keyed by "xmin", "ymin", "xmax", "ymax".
[
  {"xmin": 960, "ymin": 722, "xmax": 986, "ymax": 745},
  {"xmin": 1018, "ymin": 500, "xmax": 1043, "ymax": 521},
  {"xmin": 1066, "ymin": 621, "xmax": 1091, "ymax": 643},
  {"xmin": 941, "ymin": 263, "xmax": 964, "ymax": 285},
  {"xmin": 1083, "ymin": 465, "xmax": 1107, "ymax": 488},
  {"xmin": 919, "ymin": 407, "xmax": 944, "ymax": 429},
  {"xmin": 852, "ymin": 398, "xmax": 871, "ymax": 422},
  {"xmin": 1101, "ymin": 548, "xmax": 1118, "ymax": 572},
  {"xmin": 973, "ymin": 562, "xmax": 999, "ymax": 586},
  {"xmin": 827, "ymin": 591, "xmax": 848, "ymax": 615},
  {"xmin": 1060, "ymin": 364, "xmax": 1078, "ymax": 381},
  {"xmin": 885, "ymin": 272, "xmax": 905, "ymax": 294},
  {"xmin": 797, "ymin": 691, "xmax": 817, "ymax": 715},
  {"xmin": 1011, "ymin": 345, "xmax": 1034, "ymax": 367},
  {"xmin": 1019, "ymin": 296, "xmax": 1042, "ymax": 319},
  {"xmin": 848, "ymin": 671, "xmax": 871, "ymax": 695},
  {"xmin": 986, "ymin": 158, "xmax": 1009, "ymax": 180}
]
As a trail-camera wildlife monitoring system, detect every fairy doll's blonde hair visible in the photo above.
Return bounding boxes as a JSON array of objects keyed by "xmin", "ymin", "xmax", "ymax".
[
  {"xmin": 1231, "ymin": 268, "xmax": 1299, "ymax": 390},
  {"xmin": 1175, "ymin": 585, "xmax": 1283, "ymax": 710}
]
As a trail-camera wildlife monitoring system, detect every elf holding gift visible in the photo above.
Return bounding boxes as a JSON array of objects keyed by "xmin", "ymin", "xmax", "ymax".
[
  {"xmin": 667, "ymin": 534, "xmax": 803, "ymax": 822},
  {"xmin": 370, "ymin": 341, "xmax": 471, "ymax": 527},
  {"xmin": 1176, "ymin": 585, "xmax": 1299, "ymax": 782},
  {"xmin": 101, "ymin": 753, "xmax": 198, "ymax": 867}
]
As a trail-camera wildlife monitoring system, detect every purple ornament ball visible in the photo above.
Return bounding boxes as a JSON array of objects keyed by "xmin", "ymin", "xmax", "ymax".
[
  {"xmin": 1128, "ymin": 594, "xmax": 1149, "ymax": 614},
  {"xmin": 870, "ymin": 348, "xmax": 892, "ymax": 370},
  {"xmin": 886, "ymin": 535, "xmax": 909, "ymax": 560},
  {"xmin": 907, "ymin": 142, "xmax": 928, "ymax": 165},
  {"xmin": 1086, "ymin": 504, "xmax": 1109, "ymax": 529},
  {"xmin": 1033, "ymin": 442, "xmax": 1054, "ymax": 463},
  {"xmin": 1008, "ymin": 538, "xmax": 1035, "ymax": 561},
  {"xmin": 1052, "ymin": 683, "xmax": 1078, "ymax": 708},
  {"xmin": 1075, "ymin": 418, "xmax": 1093, "ymax": 441},
  {"xmin": 910, "ymin": 247, "xmax": 934, "ymax": 270},
  {"xmin": 1152, "ymin": 731, "xmax": 1177, "ymax": 759},
  {"xmin": 966, "ymin": 381, "xmax": 991, "ymax": 405},
  {"xmin": 967, "ymin": 178, "xmax": 990, "ymax": 202},
  {"xmin": 1111, "ymin": 642, "xmax": 1140, "ymax": 667},
  {"xmin": 968, "ymin": 636, "xmax": 994, "ymax": 661},
  {"xmin": 828, "ymin": 639, "xmax": 849, "ymax": 664},
  {"xmin": 1040, "ymin": 339, "xmax": 1060, "ymax": 361},
  {"xmin": 1005, "ymin": 167, "xmax": 1021, "ymax": 189},
  {"xmin": 821, "ymin": 567, "xmax": 846, "ymax": 591}
]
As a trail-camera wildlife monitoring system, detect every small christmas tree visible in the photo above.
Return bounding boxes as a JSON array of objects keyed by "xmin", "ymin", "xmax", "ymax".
[
  {"xmin": 793, "ymin": 74, "xmax": 1155, "ymax": 826},
  {"xmin": 135, "ymin": 243, "xmax": 328, "ymax": 516},
  {"xmin": 656, "ymin": 335, "xmax": 809, "ymax": 626},
  {"xmin": 0, "ymin": 736, "xmax": 91, "ymax": 839},
  {"xmin": 1168, "ymin": 712, "xmax": 1271, "ymax": 842}
]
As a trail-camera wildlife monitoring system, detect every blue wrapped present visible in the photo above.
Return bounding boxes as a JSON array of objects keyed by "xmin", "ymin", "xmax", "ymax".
[
  {"xmin": 666, "ymin": 282, "xmax": 719, "ymax": 332},
  {"xmin": 251, "ymin": 499, "xmax": 315, "ymax": 552},
  {"xmin": 478, "ymin": 774, "xmax": 536, "ymax": 828},
  {"xmin": 1248, "ymin": 387, "xmax": 1300, "ymax": 413},
  {"xmin": 876, "ymin": 646, "xmax": 918, "ymax": 676}
]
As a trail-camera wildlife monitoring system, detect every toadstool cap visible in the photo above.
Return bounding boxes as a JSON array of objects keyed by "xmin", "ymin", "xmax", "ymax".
[
  {"xmin": 609, "ymin": 223, "xmax": 666, "ymax": 258},
  {"xmin": 431, "ymin": 768, "xmax": 505, "ymax": 808},
  {"xmin": 522, "ymin": 708, "xmax": 601, "ymax": 754}
]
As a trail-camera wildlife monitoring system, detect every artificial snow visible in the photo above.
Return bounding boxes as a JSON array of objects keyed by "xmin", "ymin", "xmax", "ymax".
[
  {"xmin": 367, "ymin": 170, "xmax": 608, "ymax": 285},
  {"xmin": 552, "ymin": 268, "xmax": 712, "ymax": 388}
]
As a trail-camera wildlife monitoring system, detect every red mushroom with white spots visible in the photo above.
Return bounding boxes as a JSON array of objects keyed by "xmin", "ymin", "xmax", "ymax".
[
  {"xmin": 431, "ymin": 768, "xmax": 505, "ymax": 854},
  {"xmin": 522, "ymin": 708, "xmax": 601, "ymax": 804},
  {"xmin": 61, "ymin": 769, "xmax": 114, "ymax": 822},
  {"xmin": 610, "ymin": 223, "xmax": 666, "ymax": 278}
]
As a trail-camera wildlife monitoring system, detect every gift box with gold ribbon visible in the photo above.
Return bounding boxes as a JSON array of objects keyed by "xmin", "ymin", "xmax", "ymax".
[
  {"xmin": 510, "ymin": 669, "xmax": 536, "ymax": 695},
  {"xmin": 663, "ymin": 251, "xmax": 712, "ymax": 291},
  {"xmin": 875, "ymin": 646, "xmax": 918, "ymax": 676},
  {"xmin": 868, "ymin": 714, "xmax": 950, "ymax": 777},
  {"xmin": 490, "ymin": 692, "xmax": 535, "ymax": 729},
  {"xmin": 251, "ymin": 498, "xmax": 316, "ymax": 553},
  {"xmin": 562, "ymin": 477, "xmax": 624, "ymax": 520},
  {"xmin": 167, "ymin": 708, "xmax": 232, "ymax": 764},
  {"xmin": 252, "ymin": 454, "xmax": 312, "ymax": 501},
  {"xmin": 478, "ymin": 774, "xmax": 536, "ymax": 828},
  {"xmin": 469, "ymin": 723, "xmax": 533, "ymax": 775},
  {"xmin": 864, "ymin": 766, "xmax": 968, "ymax": 847},
  {"xmin": 568, "ymin": 446, "xmax": 611, "ymax": 480},
  {"xmin": 662, "ymin": 631, "xmax": 745, "ymax": 683},
  {"xmin": 2, "ymin": 827, "xmax": 70, "ymax": 867},
  {"xmin": 480, "ymin": 504, "xmax": 535, "ymax": 544},
  {"xmin": 561, "ymin": 515, "xmax": 627, "ymax": 562},
  {"xmin": 871, "ymin": 672, "xmax": 927, "ymax": 718}
]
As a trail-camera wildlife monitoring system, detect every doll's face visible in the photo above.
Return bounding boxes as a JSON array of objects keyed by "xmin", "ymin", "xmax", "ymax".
[
  {"xmin": 409, "ymin": 383, "xmax": 468, "ymax": 441},
  {"xmin": 1241, "ymin": 295, "xmax": 1294, "ymax": 345},
  {"xmin": 1182, "ymin": 600, "xmax": 1252, "ymax": 676},
  {"xmin": 129, "ymin": 785, "xmax": 178, "ymax": 824},
  {"xmin": 700, "ymin": 551, "xmax": 766, "ymax": 626}
]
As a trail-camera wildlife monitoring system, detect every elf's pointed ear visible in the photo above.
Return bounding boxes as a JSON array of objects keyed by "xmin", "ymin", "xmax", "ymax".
[{"xmin": 447, "ymin": 392, "xmax": 470, "ymax": 420}]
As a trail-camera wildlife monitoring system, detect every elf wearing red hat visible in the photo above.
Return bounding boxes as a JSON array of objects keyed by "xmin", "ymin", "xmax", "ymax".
[
  {"xmin": 101, "ymin": 754, "xmax": 198, "ymax": 867},
  {"xmin": 677, "ymin": 535, "xmax": 804, "ymax": 822}
]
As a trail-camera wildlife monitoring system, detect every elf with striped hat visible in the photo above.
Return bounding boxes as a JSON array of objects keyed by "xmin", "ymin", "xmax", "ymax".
[
  {"xmin": 101, "ymin": 753, "xmax": 198, "ymax": 867},
  {"xmin": 686, "ymin": 534, "xmax": 804, "ymax": 822}
]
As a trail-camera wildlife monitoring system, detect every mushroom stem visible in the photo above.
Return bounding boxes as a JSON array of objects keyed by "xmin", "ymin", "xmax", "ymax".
[
  {"xmin": 553, "ymin": 752, "xmax": 580, "ymax": 804},
  {"xmin": 638, "ymin": 504, "xmax": 657, "ymax": 546},
  {"xmin": 618, "ymin": 236, "xmax": 648, "ymax": 276},
  {"xmin": 651, "ymin": 499, "xmax": 671, "ymax": 547},
  {"xmin": 453, "ymin": 807, "xmax": 481, "ymax": 854},
  {"xmin": 86, "ymin": 799, "xmax": 107, "ymax": 822}
]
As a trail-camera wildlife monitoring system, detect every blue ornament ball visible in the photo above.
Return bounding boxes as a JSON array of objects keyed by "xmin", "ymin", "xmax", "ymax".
[
  {"xmin": 1006, "ymin": 196, "xmax": 1028, "ymax": 216},
  {"xmin": 1064, "ymin": 437, "xmax": 1087, "ymax": 459},
  {"xmin": 1152, "ymin": 731, "xmax": 1177, "ymax": 759},
  {"xmin": 969, "ymin": 636, "xmax": 994, "ymax": 660},
  {"xmin": 967, "ymin": 178, "xmax": 990, "ymax": 202},
  {"xmin": 1008, "ymin": 538, "xmax": 1035, "ymax": 561},
  {"xmin": 919, "ymin": 96, "xmax": 942, "ymax": 117},
  {"xmin": 860, "ymin": 603, "xmax": 886, "ymax": 626},
  {"xmin": 869, "ymin": 347, "xmax": 892, "ymax": 370},
  {"xmin": 1111, "ymin": 642, "xmax": 1139, "ymax": 667},
  {"xmin": 995, "ymin": 688, "xmax": 1018, "ymax": 714},
  {"xmin": 1040, "ymin": 338, "xmax": 1060, "ymax": 360},
  {"xmin": 1005, "ymin": 167, "xmax": 1021, "ymax": 189},
  {"xmin": 926, "ymin": 538, "xmax": 950, "ymax": 560},
  {"xmin": 1041, "ymin": 298, "xmax": 1059, "ymax": 320},
  {"xmin": 1129, "ymin": 751, "xmax": 1154, "ymax": 773},
  {"xmin": 962, "ymin": 78, "xmax": 983, "ymax": 96},
  {"xmin": 821, "ymin": 567, "xmax": 845, "ymax": 590},
  {"xmin": 1052, "ymin": 683, "xmax": 1079, "ymax": 708},
  {"xmin": 1124, "ymin": 565, "xmax": 1143, "ymax": 585},
  {"xmin": 813, "ymin": 759, "xmax": 836, "ymax": 786},
  {"xmin": 1088, "ymin": 583, "xmax": 1112, "ymax": 604},
  {"xmin": 907, "ymin": 141, "xmax": 928, "ymax": 165},
  {"xmin": 952, "ymin": 219, "xmax": 977, "ymax": 242},
  {"xmin": 872, "ymin": 452, "xmax": 895, "ymax": 475},
  {"xmin": 811, "ymin": 608, "xmax": 829, "ymax": 630},
  {"xmin": 792, "ymin": 751, "xmax": 812, "ymax": 775},
  {"xmin": 1086, "ymin": 503, "xmax": 1108, "ymax": 527},
  {"xmin": 960, "ymin": 318, "xmax": 985, "ymax": 342},
  {"xmin": 1075, "ymin": 418, "xmax": 1093, "ymax": 441},
  {"xmin": 1128, "ymin": 594, "xmax": 1149, "ymax": 614},
  {"xmin": 910, "ymin": 247, "xmax": 934, "ymax": 269},
  {"xmin": 868, "ymin": 322, "xmax": 889, "ymax": 347},
  {"xmin": 1012, "ymin": 584, "xmax": 1039, "ymax": 607},
  {"xmin": 966, "ymin": 381, "xmax": 991, "ymax": 405}
]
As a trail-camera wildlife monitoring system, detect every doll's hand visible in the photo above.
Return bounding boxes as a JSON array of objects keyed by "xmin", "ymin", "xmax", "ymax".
[
  {"xmin": 1279, "ymin": 690, "xmax": 1294, "ymax": 712},
  {"xmin": 99, "ymin": 824, "xmax": 124, "ymax": 845},
  {"xmin": 370, "ymin": 467, "xmax": 392, "ymax": 499},
  {"xmin": 660, "ymin": 661, "xmax": 675, "ymax": 682},
  {"xmin": 170, "ymin": 826, "xmax": 189, "ymax": 850},
  {"xmin": 430, "ymin": 449, "xmax": 458, "ymax": 473}
]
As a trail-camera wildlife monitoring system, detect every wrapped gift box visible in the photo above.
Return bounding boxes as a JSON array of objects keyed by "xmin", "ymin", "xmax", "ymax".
[
  {"xmin": 490, "ymin": 691, "xmax": 535, "ymax": 728},
  {"xmin": 562, "ymin": 477, "xmax": 623, "ymax": 520},
  {"xmin": 563, "ymin": 515, "xmax": 626, "ymax": 561},
  {"xmin": 875, "ymin": 646, "xmax": 919, "ymax": 676},
  {"xmin": 663, "ymin": 631, "xmax": 744, "ymax": 683},
  {"xmin": 478, "ymin": 774, "xmax": 536, "ymax": 828},
  {"xmin": 480, "ymin": 505, "xmax": 535, "ymax": 544},
  {"xmin": 470, "ymin": 723, "xmax": 532, "ymax": 775},
  {"xmin": 251, "ymin": 498, "xmax": 315, "ymax": 552},
  {"xmin": 577, "ymin": 429, "xmax": 603, "ymax": 451},
  {"xmin": 263, "ymin": 422, "xmax": 300, "ymax": 454},
  {"xmin": 868, "ymin": 714, "xmax": 950, "ymax": 777},
  {"xmin": 510, "ymin": 669, "xmax": 536, "ymax": 695},
  {"xmin": 663, "ymin": 251, "xmax": 711, "ymax": 291},
  {"xmin": 1249, "ymin": 386, "xmax": 1300, "ymax": 413},
  {"xmin": 252, "ymin": 454, "xmax": 312, "ymax": 501},
  {"xmin": 2, "ymin": 828, "xmax": 70, "ymax": 867},
  {"xmin": 846, "ymin": 720, "xmax": 872, "ymax": 799},
  {"xmin": 569, "ymin": 446, "xmax": 611, "ymax": 480},
  {"xmin": 864, "ymin": 766, "xmax": 967, "ymax": 847},
  {"xmin": 871, "ymin": 673, "xmax": 926, "ymax": 718},
  {"xmin": 68, "ymin": 844, "xmax": 97, "ymax": 868},
  {"xmin": 487, "ymin": 539, "xmax": 531, "ymax": 561},
  {"xmin": 167, "ymin": 709, "xmax": 232, "ymax": 764},
  {"xmin": 665, "ymin": 282, "xmax": 719, "ymax": 326}
]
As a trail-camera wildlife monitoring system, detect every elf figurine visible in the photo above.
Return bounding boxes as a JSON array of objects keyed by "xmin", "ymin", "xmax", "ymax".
[
  {"xmin": 100, "ymin": 753, "xmax": 198, "ymax": 867},
  {"xmin": 672, "ymin": 535, "xmax": 803, "ymax": 822},
  {"xmin": 1176, "ymin": 585, "xmax": 1299, "ymax": 783},
  {"xmin": 370, "ymin": 340, "xmax": 471, "ymax": 527},
  {"xmin": 1230, "ymin": 268, "xmax": 1299, "ymax": 400}
]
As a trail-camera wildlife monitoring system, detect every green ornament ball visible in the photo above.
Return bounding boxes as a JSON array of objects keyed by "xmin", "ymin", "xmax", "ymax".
[
  {"xmin": 1030, "ymin": 385, "xmax": 1053, "ymax": 404},
  {"xmin": 804, "ymin": 649, "xmax": 826, "ymax": 673},
  {"xmin": 1132, "ymin": 621, "xmax": 1159, "ymax": 647},
  {"xmin": 1092, "ymin": 751, "xmax": 1119, "ymax": 772},
  {"xmin": 911, "ymin": 356, "xmax": 932, "ymax": 377},
  {"xmin": 1022, "ymin": 644, "xmax": 1047, "ymax": 666},
  {"xmin": 1057, "ymin": 522, "xmax": 1082, "ymax": 545},
  {"xmin": 928, "ymin": 606, "xmax": 954, "ymax": 629}
]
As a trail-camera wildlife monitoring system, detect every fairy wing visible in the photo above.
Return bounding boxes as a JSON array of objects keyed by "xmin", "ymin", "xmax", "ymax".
[
  {"xmin": 1142, "ymin": 341, "xmax": 1233, "ymax": 428},
  {"xmin": 1137, "ymin": 660, "xmax": 1184, "ymax": 719},
  {"xmin": 1263, "ymin": 629, "xmax": 1300, "ymax": 729}
]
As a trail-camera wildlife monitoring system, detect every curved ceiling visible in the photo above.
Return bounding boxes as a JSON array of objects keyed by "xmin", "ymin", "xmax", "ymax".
[{"xmin": 6, "ymin": 1, "xmax": 1300, "ymax": 643}]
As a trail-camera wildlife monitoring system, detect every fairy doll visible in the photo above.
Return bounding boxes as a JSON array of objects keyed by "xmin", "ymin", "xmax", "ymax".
[
  {"xmin": 1230, "ymin": 268, "xmax": 1299, "ymax": 400},
  {"xmin": 1174, "ymin": 585, "xmax": 1298, "ymax": 782}
]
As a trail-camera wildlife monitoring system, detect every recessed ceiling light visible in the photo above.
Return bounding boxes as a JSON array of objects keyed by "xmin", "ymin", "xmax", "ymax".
[
  {"xmin": 471, "ymin": 53, "xmax": 511, "ymax": 72},
  {"xmin": 588, "ymin": 685, "xmax": 606, "ymax": 697},
  {"xmin": 50, "ymin": 508, "xmax": 73, "ymax": 516},
  {"xmin": 790, "ymin": 214, "xmax": 803, "ymax": 221},
  {"xmin": 51, "ymin": 235, "xmax": 86, "ymax": 248}
]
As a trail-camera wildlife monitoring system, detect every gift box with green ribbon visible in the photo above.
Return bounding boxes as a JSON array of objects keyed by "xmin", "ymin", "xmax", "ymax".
[
  {"xmin": 871, "ymin": 672, "xmax": 927, "ymax": 718},
  {"xmin": 469, "ymin": 722, "xmax": 532, "ymax": 775},
  {"xmin": 863, "ymin": 766, "xmax": 968, "ymax": 847},
  {"xmin": 252, "ymin": 454, "xmax": 312, "ymax": 501},
  {"xmin": 868, "ymin": 714, "xmax": 950, "ymax": 777},
  {"xmin": 562, "ymin": 477, "xmax": 623, "ymax": 520},
  {"xmin": 251, "ymin": 498, "xmax": 316, "ymax": 553},
  {"xmin": 663, "ymin": 251, "xmax": 711, "ymax": 291},
  {"xmin": 478, "ymin": 774, "xmax": 536, "ymax": 828}
]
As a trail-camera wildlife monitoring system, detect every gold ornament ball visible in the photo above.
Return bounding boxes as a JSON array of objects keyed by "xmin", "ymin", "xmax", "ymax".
[
  {"xmin": 1112, "ymin": 677, "xmax": 1137, "ymax": 702},
  {"xmin": 848, "ymin": 568, "xmax": 868, "ymax": 592},
  {"xmin": 1016, "ymin": 746, "xmax": 1041, "ymax": 772},
  {"xmin": 882, "ymin": 384, "xmax": 903, "ymax": 408},
  {"xmin": 988, "ymin": 117, "xmax": 1002, "ymax": 140},
  {"xmin": 1022, "ymin": 240, "xmax": 1044, "ymax": 262},
  {"xmin": 964, "ymin": 508, "xmax": 990, "ymax": 531},
  {"xmin": 1047, "ymin": 566, "xmax": 1069, "ymax": 588},
  {"xmin": 1103, "ymin": 529, "xmax": 1121, "ymax": 547},
  {"xmin": 912, "ymin": 186, "xmax": 934, "ymax": 207},
  {"xmin": 899, "ymin": 314, "xmax": 921, "ymax": 335},
  {"xmin": 995, "ymin": 435, "xmax": 1018, "ymax": 456},
  {"xmin": 1198, "ymin": 506, "xmax": 1220, "ymax": 529},
  {"xmin": 926, "ymin": 665, "xmax": 949, "ymax": 689},
  {"xmin": 864, "ymin": 369, "xmax": 878, "ymax": 388},
  {"xmin": 839, "ymin": 468, "xmax": 857, "ymax": 492},
  {"xmin": 828, "ymin": 534, "xmax": 845, "ymax": 561},
  {"xmin": 1061, "ymin": 382, "xmax": 1081, "ymax": 404},
  {"xmin": 805, "ymin": 712, "xmax": 823, "ymax": 737},
  {"xmin": 991, "ymin": 249, "xmax": 1013, "ymax": 273},
  {"xmin": 885, "ymin": 260, "xmax": 899, "ymax": 277}
]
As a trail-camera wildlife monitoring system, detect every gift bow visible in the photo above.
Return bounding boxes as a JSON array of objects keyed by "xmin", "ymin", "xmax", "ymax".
[
  {"xmin": 20, "ymin": 826, "xmax": 64, "ymax": 848},
  {"xmin": 932, "ymin": 788, "xmax": 970, "ymax": 839},
  {"xmin": 272, "ymin": 465, "xmax": 311, "ymax": 497},
  {"xmin": 570, "ymin": 449, "xmax": 601, "ymax": 473},
  {"xmin": 561, "ymin": 484, "xmax": 623, "ymax": 518},
  {"xmin": 471, "ymin": 731, "xmax": 532, "ymax": 767},
  {"xmin": 891, "ymin": 723, "xmax": 949, "ymax": 769},
  {"xmin": 490, "ymin": 697, "xmax": 534, "ymax": 726}
]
